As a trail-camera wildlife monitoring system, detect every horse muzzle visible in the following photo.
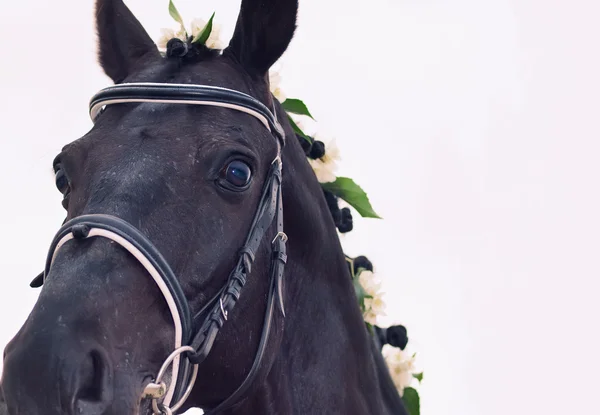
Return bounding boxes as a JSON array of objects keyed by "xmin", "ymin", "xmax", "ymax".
[{"xmin": 2, "ymin": 326, "xmax": 115, "ymax": 415}]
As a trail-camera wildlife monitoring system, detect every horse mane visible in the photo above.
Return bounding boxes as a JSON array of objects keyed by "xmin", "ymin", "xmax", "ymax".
[
  {"xmin": 370, "ymin": 335, "xmax": 408, "ymax": 413},
  {"xmin": 271, "ymin": 96, "xmax": 410, "ymax": 414}
]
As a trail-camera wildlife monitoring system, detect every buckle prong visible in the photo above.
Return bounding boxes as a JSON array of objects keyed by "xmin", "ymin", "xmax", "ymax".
[{"xmin": 219, "ymin": 297, "xmax": 228, "ymax": 321}]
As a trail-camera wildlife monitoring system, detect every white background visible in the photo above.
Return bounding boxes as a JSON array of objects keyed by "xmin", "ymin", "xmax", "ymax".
[{"xmin": 1, "ymin": 1, "xmax": 599, "ymax": 414}]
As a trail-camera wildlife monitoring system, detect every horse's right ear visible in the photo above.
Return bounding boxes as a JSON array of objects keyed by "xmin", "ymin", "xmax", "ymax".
[
  {"xmin": 95, "ymin": 0, "xmax": 160, "ymax": 83},
  {"xmin": 226, "ymin": 0, "xmax": 298, "ymax": 77}
]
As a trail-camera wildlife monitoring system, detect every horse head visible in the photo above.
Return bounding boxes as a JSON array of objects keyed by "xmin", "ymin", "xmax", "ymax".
[{"xmin": 1, "ymin": 1, "xmax": 408, "ymax": 414}]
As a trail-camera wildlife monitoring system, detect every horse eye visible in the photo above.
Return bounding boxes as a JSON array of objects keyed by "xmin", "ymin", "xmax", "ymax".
[
  {"xmin": 55, "ymin": 168, "xmax": 69, "ymax": 194},
  {"xmin": 223, "ymin": 160, "xmax": 252, "ymax": 188}
]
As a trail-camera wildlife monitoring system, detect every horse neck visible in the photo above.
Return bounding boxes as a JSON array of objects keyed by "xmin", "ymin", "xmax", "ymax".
[{"xmin": 232, "ymin": 137, "xmax": 390, "ymax": 413}]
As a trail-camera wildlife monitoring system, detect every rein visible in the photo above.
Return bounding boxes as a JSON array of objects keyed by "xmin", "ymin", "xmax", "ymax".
[{"xmin": 35, "ymin": 83, "xmax": 288, "ymax": 415}]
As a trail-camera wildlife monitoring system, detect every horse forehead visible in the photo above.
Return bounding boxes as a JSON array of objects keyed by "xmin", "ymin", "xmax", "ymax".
[
  {"xmin": 175, "ymin": 58, "xmax": 254, "ymax": 90},
  {"xmin": 132, "ymin": 56, "xmax": 252, "ymax": 92}
]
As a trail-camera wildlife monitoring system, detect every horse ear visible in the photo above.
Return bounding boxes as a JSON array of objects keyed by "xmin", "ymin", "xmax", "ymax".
[
  {"xmin": 95, "ymin": 0, "xmax": 160, "ymax": 83},
  {"xmin": 226, "ymin": 0, "xmax": 298, "ymax": 76}
]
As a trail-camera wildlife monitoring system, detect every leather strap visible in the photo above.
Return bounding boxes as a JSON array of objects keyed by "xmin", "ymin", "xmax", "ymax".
[
  {"xmin": 202, "ymin": 161, "xmax": 286, "ymax": 415},
  {"xmin": 89, "ymin": 83, "xmax": 285, "ymax": 148},
  {"xmin": 188, "ymin": 158, "xmax": 284, "ymax": 364},
  {"xmin": 40, "ymin": 214, "xmax": 194, "ymax": 406},
  {"xmin": 41, "ymin": 215, "xmax": 193, "ymax": 340}
]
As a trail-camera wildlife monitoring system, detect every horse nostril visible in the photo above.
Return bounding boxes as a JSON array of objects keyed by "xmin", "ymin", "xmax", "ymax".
[
  {"xmin": 74, "ymin": 349, "xmax": 113, "ymax": 413},
  {"xmin": 78, "ymin": 350, "xmax": 104, "ymax": 401}
]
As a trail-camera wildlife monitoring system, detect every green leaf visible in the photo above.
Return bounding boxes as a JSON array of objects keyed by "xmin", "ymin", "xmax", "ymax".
[
  {"xmin": 282, "ymin": 99, "xmax": 315, "ymax": 120},
  {"xmin": 322, "ymin": 177, "xmax": 381, "ymax": 219},
  {"xmin": 168, "ymin": 0, "xmax": 186, "ymax": 32},
  {"xmin": 413, "ymin": 372, "xmax": 424, "ymax": 383},
  {"xmin": 287, "ymin": 115, "xmax": 312, "ymax": 144},
  {"xmin": 192, "ymin": 12, "xmax": 215, "ymax": 44},
  {"xmin": 402, "ymin": 387, "xmax": 420, "ymax": 415}
]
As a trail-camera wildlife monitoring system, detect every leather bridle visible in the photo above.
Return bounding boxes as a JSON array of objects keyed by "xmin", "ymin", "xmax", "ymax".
[{"xmin": 33, "ymin": 83, "xmax": 288, "ymax": 414}]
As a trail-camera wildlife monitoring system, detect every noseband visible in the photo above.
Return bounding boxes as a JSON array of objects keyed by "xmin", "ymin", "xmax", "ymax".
[{"xmin": 34, "ymin": 83, "xmax": 288, "ymax": 414}]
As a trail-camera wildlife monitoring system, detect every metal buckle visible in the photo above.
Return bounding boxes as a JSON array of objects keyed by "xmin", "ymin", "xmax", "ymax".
[
  {"xmin": 146, "ymin": 345, "xmax": 198, "ymax": 415},
  {"xmin": 143, "ymin": 382, "xmax": 167, "ymax": 399},
  {"xmin": 272, "ymin": 232, "xmax": 288, "ymax": 244},
  {"xmin": 272, "ymin": 155, "xmax": 282, "ymax": 167}
]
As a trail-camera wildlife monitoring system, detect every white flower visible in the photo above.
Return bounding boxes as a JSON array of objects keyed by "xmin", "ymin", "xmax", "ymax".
[
  {"xmin": 318, "ymin": 135, "xmax": 341, "ymax": 167},
  {"xmin": 206, "ymin": 24, "xmax": 224, "ymax": 49},
  {"xmin": 269, "ymin": 70, "xmax": 286, "ymax": 102},
  {"xmin": 362, "ymin": 299, "xmax": 378, "ymax": 325},
  {"xmin": 308, "ymin": 158, "xmax": 336, "ymax": 183},
  {"xmin": 190, "ymin": 18, "xmax": 206, "ymax": 37},
  {"xmin": 157, "ymin": 17, "xmax": 225, "ymax": 51},
  {"xmin": 357, "ymin": 269, "xmax": 386, "ymax": 324},
  {"xmin": 363, "ymin": 311, "xmax": 377, "ymax": 325},
  {"xmin": 370, "ymin": 293, "xmax": 386, "ymax": 317},
  {"xmin": 269, "ymin": 71, "xmax": 286, "ymax": 102},
  {"xmin": 157, "ymin": 27, "xmax": 187, "ymax": 49},
  {"xmin": 308, "ymin": 136, "xmax": 341, "ymax": 183},
  {"xmin": 157, "ymin": 28, "xmax": 175, "ymax": 50},
  {"xmin": 382, "ymin": 346, "xmax": 417, "ymax": 396},
  {"xmin": 362, "ymin": 291, "xmax": 386, "ymax": 324},
  {"xmin": 191, "ymin": 18, "xmax": 225, "ymax": 49},
  {"xmin": 358, "ymin": 270, "xmax": 380, "ymax": 295}
]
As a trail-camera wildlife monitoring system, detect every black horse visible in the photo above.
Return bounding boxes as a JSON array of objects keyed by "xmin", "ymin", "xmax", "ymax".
[{"xmin": 0, "ymin": 0, "xmax": 408, "ymax": 413}]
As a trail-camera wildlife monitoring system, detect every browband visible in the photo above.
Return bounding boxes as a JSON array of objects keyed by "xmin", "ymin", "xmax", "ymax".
[{"xmin": 89, "ymin": 83, "xmax": 286, "ymax": 148}]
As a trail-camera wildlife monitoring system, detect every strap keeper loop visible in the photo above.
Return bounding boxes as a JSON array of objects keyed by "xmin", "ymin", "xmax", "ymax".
[{"xmin": 72, "ymin": 223, "xmax": 90, "ymax": 239}]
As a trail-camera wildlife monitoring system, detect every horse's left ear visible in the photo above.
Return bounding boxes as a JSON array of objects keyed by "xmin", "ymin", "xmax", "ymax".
[
  {"xmin": 95, "ymin": 0, "xmax": 160, "ymax": 83},
  {"xmin": 226, "ymin": 0, "xmax": 298, "ymax": 76}
]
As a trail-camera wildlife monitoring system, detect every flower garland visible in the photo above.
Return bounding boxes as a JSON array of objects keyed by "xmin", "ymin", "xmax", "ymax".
[
  {"xmin": 157, "ymin": 16, "xmax": 224, "ymax": 50},
  {"xmin": 158, "ymin": 2, "xmax": 222, "ymax": 50},
  {"xmin": 158, "ymin": 3, "xmax": 424, "ymax": 412}
]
